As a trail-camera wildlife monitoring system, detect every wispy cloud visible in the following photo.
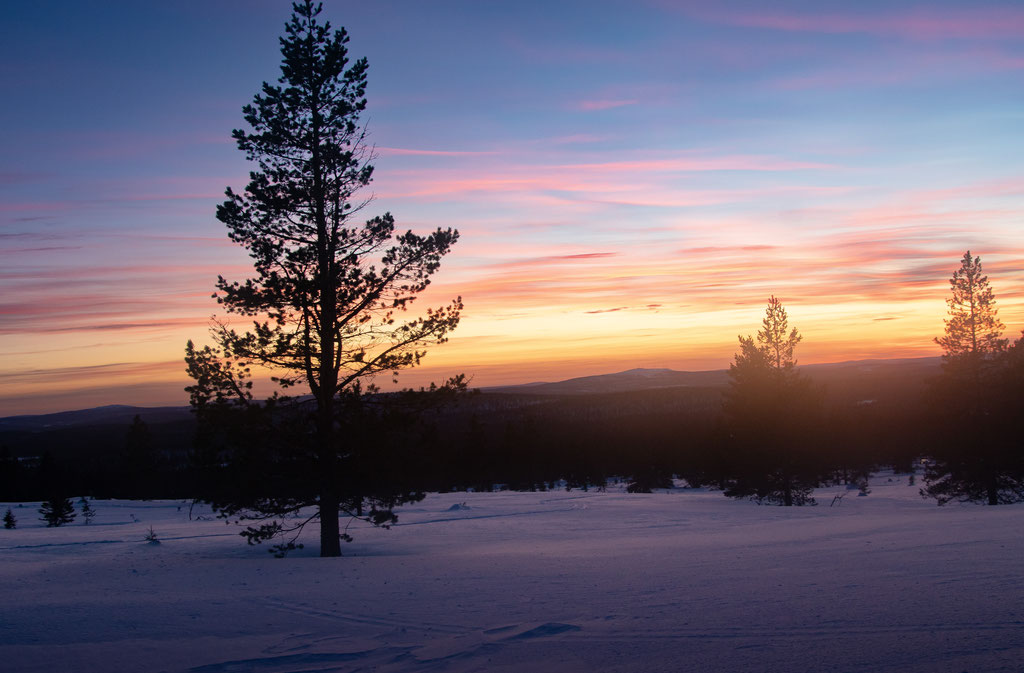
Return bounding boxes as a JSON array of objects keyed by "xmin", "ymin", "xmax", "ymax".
[
  {"xmin": 376, "ymin": 146, "xmax": 498, "ymax": 157},
  {"xmin": 679, "ymin": 245, "xmax": 778, "ymax": 255},
  {"xmin": 376, "ymin": 152, "xmax": 837, "ymax": 211},
  {"xmin": 700, "ymin": 8, "xmax": 1024, "ymax": 40},
  {"xmin": 553, "ymin": 156, "xmax": 831, "ymax": 173},
  {"xmin": 576, "ymin": 99, "xmax": 639, "ymax": 111},
  {"xmin": 0, "ymin": 360, "xmax": 182, "ymax": 384},
  {"xmin": 545, "ymin": 134, "xmax": 610, "ymax": 145}
]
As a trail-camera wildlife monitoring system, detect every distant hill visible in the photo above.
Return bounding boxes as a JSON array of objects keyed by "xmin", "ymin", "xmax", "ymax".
[
  {"xmin": 0, "ymin": 404, "xmax": 196, "ymax": 464},
  {"xmin": 0, "ymin": 404, "xmax": 193, "ymax": 432},
  {"xmin": 0, "ymin": 357, "xmax": 943, "ymax": 433},
  {"xmin": 484, "ymin": 357, "xmax": 942, "ymax": 398},
  {"xmin": 485, "ymin": 367, "xmax": 730, "ymax": 395}
]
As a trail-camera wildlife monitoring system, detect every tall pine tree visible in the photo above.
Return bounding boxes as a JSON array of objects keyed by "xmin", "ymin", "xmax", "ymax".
[{"xmin": 185, "ymin": 1, "xmax": 463, "ymax": 556}]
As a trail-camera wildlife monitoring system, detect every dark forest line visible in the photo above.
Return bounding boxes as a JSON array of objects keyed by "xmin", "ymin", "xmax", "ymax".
[{"xmin": 0, "ymin": 356, "xmax": 938, "ymax": 503}]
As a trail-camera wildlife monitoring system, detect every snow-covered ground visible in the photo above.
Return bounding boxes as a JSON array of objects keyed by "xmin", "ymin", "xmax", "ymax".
[{"xmin": 2, "ymin": 474, "xmax": 1023, "ymax": 672}]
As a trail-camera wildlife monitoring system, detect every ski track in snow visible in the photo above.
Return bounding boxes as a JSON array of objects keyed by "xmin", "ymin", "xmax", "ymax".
[
  {"xmin": 252, "ymin": 597, "xmax": 470, "ymax": 635},
  {"xmin": 2, "ymin": 474, "xmax": 1024, "ymax": 672}
]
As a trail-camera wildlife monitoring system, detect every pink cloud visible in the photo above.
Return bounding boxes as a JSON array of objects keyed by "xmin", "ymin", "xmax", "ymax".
[
  {"xmin": 704, "ymin": 8, "xmax": 1024, "ymax": 40},
  {"xmin": 546, "ymin": 134, "xmax": 610, "ymax": 145},
  {"xmin": 555, "ymin": 155, "xmax": 830, "ymax": 173},
  {"xmin": 501, "ymin": 35, "xmax": 632, "ymax": 64},
  {"xmin": 679, "ymin": 244, "xmax": 778, "ymax": 255},
  {"xmin": 439, "ymin": 204, "xmax": 1024, "ymax": 320},
  {"xmin": 558, "ymin": 253, "xmax": 618, "ymax": 260},
  {"xmin": 484, "ymin": 252, "xmax": 619, "ymax": 270},
  {"xmin": 767, "ymin": 48, "xmax": 1024, "ymax": 91},
  {"xmin": 577, "ymin": 99, "xmax": 639, "ymax": 111},
  {"xmin": 376, "ymin": 152, "xmax": 839, "ymax": 212},
  {"xmin": 0, "ymin": 201, "xmax": 79, "ymax": 213},
  {"xmin": 66, "ymin": 130, "xmax": 229, "ymax": 160},
  {"xmin": 376, "ymin": 147, "xmax": 497, "ymax": 157},
  {"xmin": 380, "ymin": 174, "xmax": 846, "ymax": 211},
  {"xmin": 0, "ymin": 360, "xmax": 184, "ymax": 385},
  {"xmin": 902, "ymin": 178, "xmax": 1024, "ymax": 203},
  {"xmin": 116, "ymin": 192, "xmax": 223, "ymax": 202}
]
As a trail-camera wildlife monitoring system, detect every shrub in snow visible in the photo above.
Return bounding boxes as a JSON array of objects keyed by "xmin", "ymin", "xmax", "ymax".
[
  {"xmin": 626, "ymin": 465, "xmax": 675, "ymax": 493},
  {"xmin": 3, "ymin": 508, "xmax": 15, "ymax": 529},
  {"xmin": 269, "ymin": 541, "xmax": 303, "ymax": 558},
  {"xmin": 144, "ymin": 526, "xmax": 160, "ymax": 544},
  {"xmin": 39, "ymin": 497, "xmax": 76, "ymax": 527}
]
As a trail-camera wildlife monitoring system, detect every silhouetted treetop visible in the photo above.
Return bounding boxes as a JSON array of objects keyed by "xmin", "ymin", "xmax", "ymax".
[{"xmin": 936, "ymin": 251, "xmax": 1005, "ymax": 362}]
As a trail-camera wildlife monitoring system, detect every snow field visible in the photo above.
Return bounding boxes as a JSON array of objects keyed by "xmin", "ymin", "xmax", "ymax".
[{"xmin": 2, "ymin": 474, "xmax": 1023, "ymax": 672}]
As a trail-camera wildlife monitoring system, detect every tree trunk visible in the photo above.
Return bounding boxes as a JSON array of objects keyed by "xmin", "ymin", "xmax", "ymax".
[
  {"xmin": 987, "ymin": 479, "xmax": 999, "ymax": 506},
  {"xmin": 317, "ymin": 391, "xmax": 341, "ymax": 556},
  {"xmin": 319, "ymin": 491, "xmax": 341, "ymax": 557}
]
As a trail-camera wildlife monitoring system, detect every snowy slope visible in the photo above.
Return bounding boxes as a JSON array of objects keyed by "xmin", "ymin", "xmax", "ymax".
[{"xmin": 2, "ymin": 476, "xmax": 1022, "ymax": 672}]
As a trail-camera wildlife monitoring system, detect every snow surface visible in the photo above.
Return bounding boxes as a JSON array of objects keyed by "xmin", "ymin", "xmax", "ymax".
[{"xmin": 2, "ymin": 475, "xmax": 1023, "ymax": 672}]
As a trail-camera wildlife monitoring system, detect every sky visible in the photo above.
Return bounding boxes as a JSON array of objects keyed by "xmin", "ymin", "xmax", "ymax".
[{"xmin": 2, "ymin": 0, "xmax": 1024, "ymax": 415}]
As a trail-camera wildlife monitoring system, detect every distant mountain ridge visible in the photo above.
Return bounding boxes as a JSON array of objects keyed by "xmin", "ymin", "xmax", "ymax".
[
  {"xmin": 1, "ymin": 357, "xmax": 943, "ymax": 430},
  {"xmin": 0, "ymin": 404, "xmax": 193, "ymax": 431},
  {"xmin": 484, "ymin": 357, "xmax": 942, "ymax": 396},
  {"xmin": 484, "ymin": 367, "xmax": 730, "ymax": 395}
]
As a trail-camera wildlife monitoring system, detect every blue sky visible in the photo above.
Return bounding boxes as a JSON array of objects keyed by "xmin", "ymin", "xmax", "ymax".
[{"xmin": 3, "ymin": 1, "xmax": 1024, "ymax": 413}]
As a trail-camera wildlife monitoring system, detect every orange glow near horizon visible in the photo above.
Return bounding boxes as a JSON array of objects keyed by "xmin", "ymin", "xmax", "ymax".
[{"xmin": 5, "ymin": 254, "xmax": 1023, "ymax": 415}]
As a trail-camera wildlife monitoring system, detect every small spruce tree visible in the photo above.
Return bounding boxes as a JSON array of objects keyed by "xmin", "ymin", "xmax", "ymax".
[
  {"xmin": 144, "ymin": 526, "xmax": 159, "ymax": 543},
  {"xmin": 39, "ymin": 497, "xmax": 76, "ymax": 527},
  {"xmin": 79, "ymin": 497, "xmax": 96, "ymax": 525},
  {"xmin": 3, "ymin": 508, "xmax": 15, "ymax": 529}
]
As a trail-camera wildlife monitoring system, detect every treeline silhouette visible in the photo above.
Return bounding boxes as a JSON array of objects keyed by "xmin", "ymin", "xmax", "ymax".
[{"xmin": 0, "ymin": 367, "xmax": 930, "ymax": 503}]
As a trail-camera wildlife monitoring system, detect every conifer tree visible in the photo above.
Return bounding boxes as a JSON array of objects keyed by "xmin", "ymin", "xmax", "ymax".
[
  {"xmin": 185, "ymin": 1, "xmax": 463, "ymax": 557},
  {"xmin": 79, "ymin": 497, "xmax": 96, "ymax": 525},
  {"xmin": 721, "ymin": 297, "xmax": 821, "ymax": 506},
  {"xmin": 3, "ymin": 508, "xmax": 15, "ymax": 529},
  {"xmin": 924, "ymin": 253, "xmax": 1023, "ymax": 505},
  {"xmin": 39, "ymin": 497, "xmax": 76, "ymax": 527},
  {"xmin": 935, "ymin": 251, "xmax": 1006, "ymax": 364}
]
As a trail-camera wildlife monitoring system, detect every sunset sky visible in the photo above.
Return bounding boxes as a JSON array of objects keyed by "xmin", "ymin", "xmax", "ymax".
[{"xmin": 3, "ymin": 1, "xmax": 1024, "ymax": 415}]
